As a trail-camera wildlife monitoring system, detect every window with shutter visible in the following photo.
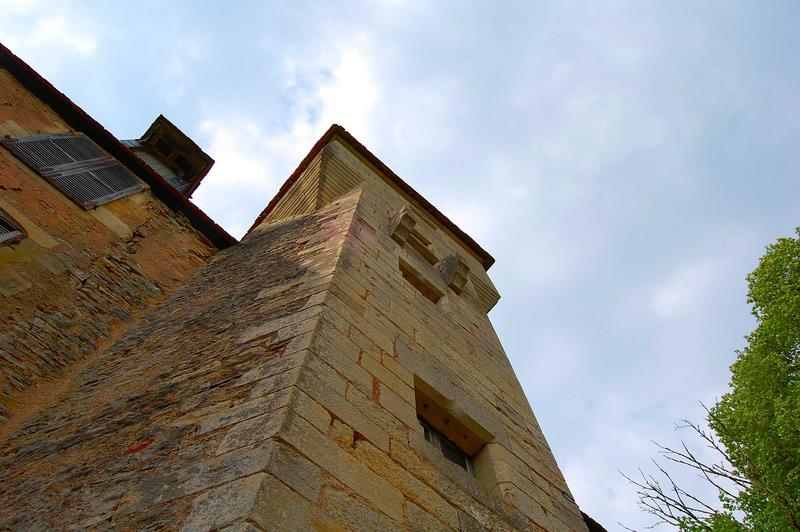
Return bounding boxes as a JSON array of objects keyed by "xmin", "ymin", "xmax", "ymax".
[
  {"xmin": 0, "ymin": 208, "xmax": 25, "ymax": 246},
  {"xmin": 1, "ymin": 133, "xmax": 148, "ymax": 209}
]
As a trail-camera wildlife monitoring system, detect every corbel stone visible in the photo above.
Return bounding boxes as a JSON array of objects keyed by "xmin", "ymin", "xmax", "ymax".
[
  {"xmin": 390, "ymin": 208, "xmax": 417, "ymax": 246},
  {"xmin": 436, "ymin": 254, "xmax": 470, "ymax": 295}
]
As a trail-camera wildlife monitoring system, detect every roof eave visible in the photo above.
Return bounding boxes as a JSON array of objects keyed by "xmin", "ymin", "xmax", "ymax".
[
  {"xmin": 0, "ymin": 43, "xmax": 236, "ymax": 250},
  {"xmin": 247, "ymin": 124, "xmax": 495, "ymax": 270}
]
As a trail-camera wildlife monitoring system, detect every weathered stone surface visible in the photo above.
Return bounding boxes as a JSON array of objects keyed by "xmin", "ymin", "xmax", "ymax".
[
  {"xmin": 279, "ymin": 410, "xmax": 406, "ymax": 522},
  {"xmin": 180, "ymin": 473, "xmax": 267, "ymax": 531},
  {"xmin": 0, "ymin": 80, "xmax": 591, "ymax": 531},
  {"xmin": 320, "ymin": 484, "xmax": 399, "ymax": 531},
  {"xmin": 0, "ymin": 70, "xmax": 217, "ymax": 427},
  {"xmin": 250, "ymin": 473, "xmax": 325, "ymax": 531},
  {"xmin": 407, "ymin": 500, "xmax": 455, "ymax": 531},
  {"xmin": 0, "ymin": 191, "xmax": 360, "ymax": 530},
  {"xmin": 353, "ymin": 438, "xmax": 460, "ymax": 528},
  {"xmin": 267, "ymin": 441, "xmax": 324, "ymax": 503}
]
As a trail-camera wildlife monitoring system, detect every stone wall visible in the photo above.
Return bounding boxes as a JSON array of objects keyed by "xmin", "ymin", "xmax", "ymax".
[
  {"xmin": 0, "ymin": 122, "xmax": 588, "ymax": 529},
  {"xmin": 0, "ymin": 191, "xmax": 357, "ymax": 529},
  {"xmin": 0, "ymin": 67, "xmax": 216, "ymax": 428},
  {"xmin": 258, "ymin": 140, "xmax": 588, "ymax": 530}
]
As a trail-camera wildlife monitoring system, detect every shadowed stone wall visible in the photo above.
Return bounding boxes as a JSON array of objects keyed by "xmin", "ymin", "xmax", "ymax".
[
  {"xmin": 0, "ymin": 68, "xmax": 216, "ymax": 428},
  {"xmin": 0, "ymin": 128, "xmax": 589, "ymax": 530},
  {"xmin": 0, "ymin": 190, "xmax": 358, "ymax": 530}
]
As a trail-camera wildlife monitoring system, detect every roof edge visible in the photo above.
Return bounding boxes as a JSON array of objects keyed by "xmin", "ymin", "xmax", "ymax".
[
  {"xmin": 247, "ymin": 124, "xmax": 495, "ymax": 270},
  {"xmin": 142, "ymin": 114, "xmax": 214, "ymax": 197},
  {"xmin": 0, "ymin": 43, "xmax": 236, "ymax": 250}
]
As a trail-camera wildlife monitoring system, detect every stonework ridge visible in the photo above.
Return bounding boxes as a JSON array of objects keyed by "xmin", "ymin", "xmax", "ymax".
[{"xmin": 0, "ymin": 43, "xmax": 599, "ymax": 531}]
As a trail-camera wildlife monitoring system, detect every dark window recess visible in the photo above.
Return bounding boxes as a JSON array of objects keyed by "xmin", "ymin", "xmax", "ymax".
[
  {"xmin": 173, "ymin": 154, "xmax": 193, "ymax": 176},
  {"xmin": 155, "ymin": 137, "xmax": 173, "ymax": 158},
  {"xmin": 420, "ymin": 417, "xmax": 476, "ymax": 475},
  {"xmin": 0, "ymin": 208, "xmax": 25, "ymax": 246},
  {"xmin": 2, "ymin": 133, "xmax": 147, "ymax": 209}
]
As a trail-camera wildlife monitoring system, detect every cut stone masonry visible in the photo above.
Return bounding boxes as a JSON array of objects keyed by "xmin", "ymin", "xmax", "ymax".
[{"xmin": 0, "ymin": 42, "xmax": 598, "ymax": 529}]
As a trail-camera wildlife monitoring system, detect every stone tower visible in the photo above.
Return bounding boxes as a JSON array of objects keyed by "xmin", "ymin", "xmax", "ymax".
[{"xmin": 0, "ymin": 122, "xmax": 592, "ymax": 529}]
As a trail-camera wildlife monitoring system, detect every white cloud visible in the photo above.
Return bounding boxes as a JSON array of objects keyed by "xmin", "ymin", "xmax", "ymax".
[
  {"xmin": 159, "ymin": 39, "xmax": 207, "ymax": 101},
  {"xmin": 0, "ymin": 0, "xmax": 40, "ymax": 15},
  {"xmin": 386, "ymin": 79, "xmax": 459, "ymax": 155},
  {"xmin": 316, "ymin": 45, "xmax": 378, "ymax": 140},
  {"xmin": 198, "ymin": 120, "xmax": 277, "ymax": 188},
  {"xmin": 650, "ymin": 260, "xmax": 717, "ymax": 318},
  {"xmin": 193, "ymin": 38, "xmax": 381, "ymax": 238},
  {"xmin": 28, "ymin": 15, "xmax": 96, "ymax": 56},
  {"xmin": 0, "ymin": 2, "xmax": 99, "ymax": 63}
]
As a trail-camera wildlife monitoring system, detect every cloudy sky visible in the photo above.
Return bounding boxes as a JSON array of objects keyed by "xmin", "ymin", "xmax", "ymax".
[{"xmin": 3, "ymin": 1, "xmax": 799, "ymax": 528}]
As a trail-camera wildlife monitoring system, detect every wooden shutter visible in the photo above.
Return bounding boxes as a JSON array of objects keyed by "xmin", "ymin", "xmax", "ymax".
[
  {"xmin": 1, "ymin": 133, "xmax": 148, "ymax": 209},
  {"xmin": 0, "ymin": 208, "xmax": 25, "ymax": 246}
]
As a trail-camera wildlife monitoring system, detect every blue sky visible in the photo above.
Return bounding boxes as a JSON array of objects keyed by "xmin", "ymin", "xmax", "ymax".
[{"xmin": 3, "ymin": 1, "xmax": 799, "ymax": 528}]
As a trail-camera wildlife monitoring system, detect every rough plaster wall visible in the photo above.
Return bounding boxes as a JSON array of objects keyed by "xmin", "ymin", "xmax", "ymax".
[
  {"xmin": 0, "ymin": 67, "xmax": 216, "ymax": 427},
  {"xmin": 0, "ymin": 190, "xmax": 359, "ymax": 530}
]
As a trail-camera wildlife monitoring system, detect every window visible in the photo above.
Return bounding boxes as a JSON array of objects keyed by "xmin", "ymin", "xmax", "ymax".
[
  {"xmin": 155, "ymin": 137, "xmax": 173, "ymax": 158},
  {"xmin": 2, "ymin": 133, "xmax": 147, "ymax": 209},
  {"xmin": 415, "ymin": 381, "xmax": 489, "ymax": 478},
  {"xmin": 0, "ymin": 208, "xmax": 25, "ymax": 246},
  {"xmin": 419, "ymin": 416, "xmax": 476, "ymax": 475}
]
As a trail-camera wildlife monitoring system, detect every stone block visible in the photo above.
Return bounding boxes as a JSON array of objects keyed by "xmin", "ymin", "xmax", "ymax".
[
  {"xmin": 0, "ymin": 264, "xmax": 32, "ymax": 296},
  {"xmin": 329, "ymin": 418, "xmax": 355, "ymax": 447},
  {"xmin": 378, "ymin": 380, "xmax": 417, "ymax": 429},
  {"xmin": 249, "ymin": 473, "xmax": 322, "ymax": 531},
  {"xmin": 354, "ymin": 438, "xmax": 459, "ymax": 528},
  {"xmin": 293, "ymin": 387, "xmax": 333, "ymax": 432},
  {"xmin": 298, "ymin": 360, "xmax": 389, "ymax": 450},
  {"xmin": 215, "ymin": 407, "xmax": 289, "ymax": 455},
  {"xmin": 267, "ymin": 442, "xmax": 323, "ymax": 503},
  {"xmin": 279, "ymin": 412, "xmax": 404, "ymax": 522},
  {"xmin": 115, "ymin": 442, "xmax": 278, "ymax": 518},
  {"xmin": 360, "ymin": 350, "xmax": 415, "ymax": 405},
  {"xmin": 180, "ymin": 473, "xmax": 265, "ymax": 531},
  {"xmin": 407, "ymin": 500, "xmax": 453, "ymax": 531},
  {"xmin": 320, "ymin": 485, "xmax": 399, "ymax": 531}
]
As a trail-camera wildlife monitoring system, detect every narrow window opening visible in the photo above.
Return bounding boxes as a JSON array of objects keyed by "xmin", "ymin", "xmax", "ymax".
[
  {"xmin": 419, "ymin": 416, "xmax": 476, "ymax": 475},
  {"xmin": 415, "ymin": 381, "xmax": 491, "ymax": 479},
  {"xmin": 173, "ymin": 154, "xmax": 193, "ymax": 177},
  {"xmin": 155, "ymin": 137, "xmax": 173, "ymax": 158},
  {"xmin": 0, "ymin": 208, "xmax": 25, "ymax": 246}
]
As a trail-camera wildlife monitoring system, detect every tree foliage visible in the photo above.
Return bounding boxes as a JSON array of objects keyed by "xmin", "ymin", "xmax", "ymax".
[
  {"xmin": 710, "ymin": 228, "xmax": 800, "ymax": 529},
  {"xmin": 628, "ymin": 229, "xmax": 800, "ymax": 530}
]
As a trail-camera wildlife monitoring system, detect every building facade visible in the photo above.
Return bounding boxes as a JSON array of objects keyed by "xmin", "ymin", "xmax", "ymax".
[{"xmin": 0, "ymin": 44, "xmax": 599, "ymax": 531}]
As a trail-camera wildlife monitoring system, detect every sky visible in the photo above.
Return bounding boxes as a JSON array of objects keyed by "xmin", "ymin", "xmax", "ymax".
[{"xmin": 2, "ymin": 1, "xmax": 799, "ymax": 528}]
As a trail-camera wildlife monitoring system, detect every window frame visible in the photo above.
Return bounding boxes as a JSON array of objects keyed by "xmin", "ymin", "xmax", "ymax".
[
  {"xmin": 0, "ymin": 207, "xmax": 26, "ymax": 246},
  {"xmin": 1, "ymin": 132, "xmax": 148, "ymax": 210},
  {"xmin": 419, "ymin": 416, "xmax": 476, "ymax": 476}
]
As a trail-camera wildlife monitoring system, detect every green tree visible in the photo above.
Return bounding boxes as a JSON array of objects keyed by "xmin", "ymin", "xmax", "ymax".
[
  {"xmin": 627, "ymin": 228, "xmax": 800, "ymax": 530},
  {"xmin": 710, "ymin": 228, "xmax": 800, "ymax": 529}
]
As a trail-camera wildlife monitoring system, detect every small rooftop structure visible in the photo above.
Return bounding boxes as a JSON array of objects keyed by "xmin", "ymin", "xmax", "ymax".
[{"xmin": 122, "ymin": 115, "xmax": 213, "ymax": 197}]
